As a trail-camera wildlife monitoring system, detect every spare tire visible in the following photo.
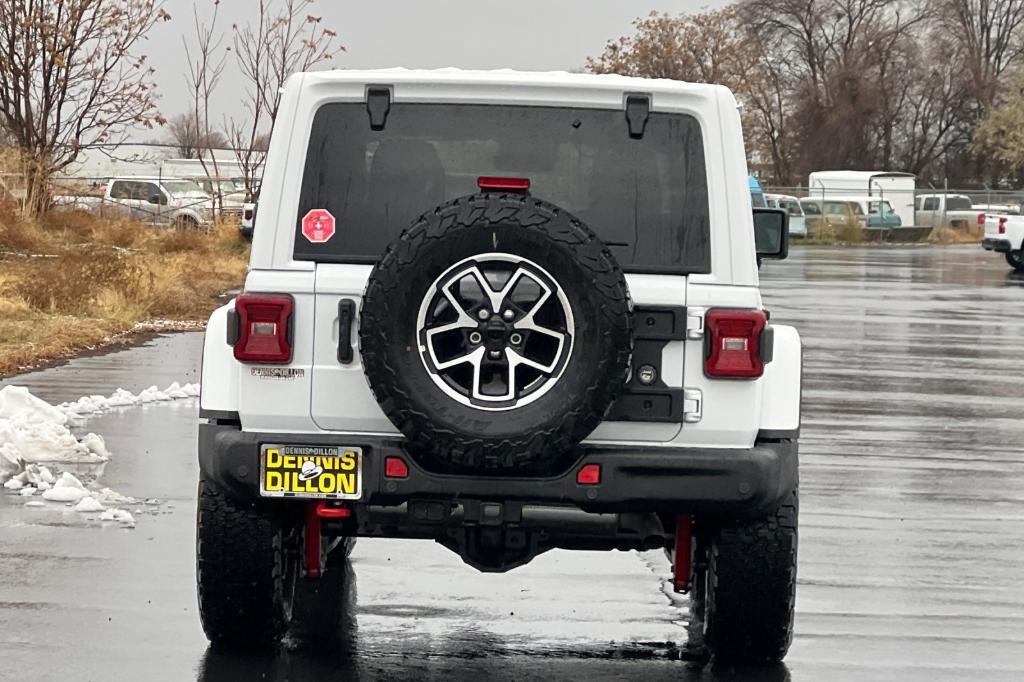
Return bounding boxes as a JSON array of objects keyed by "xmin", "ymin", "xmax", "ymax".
[{"xmin": 359, "ymin": 193, "xmax": 632, "ymax": 472}]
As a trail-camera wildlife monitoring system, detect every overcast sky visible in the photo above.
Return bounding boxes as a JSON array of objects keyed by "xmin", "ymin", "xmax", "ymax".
[{"xmin": 143, "ymin": 0, "xmax": 724, "ymax": 139}]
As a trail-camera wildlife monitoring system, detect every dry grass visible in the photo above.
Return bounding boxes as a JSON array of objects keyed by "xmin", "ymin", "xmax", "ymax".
[
  {"xmin": 0, "ymin": 209, "xmax": 248, "ymax": 376},
  {"xmin": 927, "ymin": 224, "xmax": 983, "ymax": 244}
]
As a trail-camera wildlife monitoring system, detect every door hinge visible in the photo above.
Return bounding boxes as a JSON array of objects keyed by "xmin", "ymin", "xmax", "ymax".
[
  {"xmin": 625, "ymin": 94, "xmax": 651, "ymax": 139},
  {"xmin": 682, "ymin": 388, "xmax": 702, "ymax": 424},
  {"xmin": 686, "ymin": 307, "xmax": 706, "ymax": 340}
]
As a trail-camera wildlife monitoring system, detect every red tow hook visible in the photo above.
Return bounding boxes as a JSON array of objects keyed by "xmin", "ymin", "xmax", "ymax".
[
  {"xmin": 673, "ymin": 515, "xmax": 693, "ymax": 593},
  {"xmin": 304, "ymin": 502, "xmax": 352, "ymax": 578}
]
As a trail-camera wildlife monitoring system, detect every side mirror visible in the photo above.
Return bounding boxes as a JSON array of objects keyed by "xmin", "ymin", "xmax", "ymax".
[
  {"xmin": 148, "ymin": 192, "xmax": 164, "ymax": 206},
  {"xmin": 753, "ymin": 208, "xmax": 789, "ymax": 261}
]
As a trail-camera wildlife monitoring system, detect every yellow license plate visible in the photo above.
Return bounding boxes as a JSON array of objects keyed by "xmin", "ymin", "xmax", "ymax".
[{"xmin": 259, "ymin": 444, "xmax": 362, "ymax": 500}]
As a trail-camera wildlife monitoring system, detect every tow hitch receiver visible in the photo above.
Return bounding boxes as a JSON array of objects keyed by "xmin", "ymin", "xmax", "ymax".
[
  {"xmin": 673, "ymin": 515, "xmax": 693, "ymax": 593},
  {"xmin": 304, "ymin": 502, "xmax": 351, "ymax": 578}
]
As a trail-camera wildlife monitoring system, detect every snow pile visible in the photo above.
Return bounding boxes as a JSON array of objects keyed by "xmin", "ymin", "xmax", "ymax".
[
  {"xmin": 0, "ymin": 387, "xmax": 109, "ymax": 477},
  {"xmin": 0, "ymin": 381, "xmax": 199, "ymax": 478},
  {"xmin": 74, "ymin": 496, "xmax": 105, "ymax": 513},
  {"xmin": 41, "ymin": 472, "xmax": 90, "ymax": 503},
  {"xmin": 100, "ymin": 508, "xmax": 136, "ymax": 528},
  {"xmin": 60, "ymin": 382, "xmax": 199, "ymax": 418},
  {"xmin": 2, "ymin": 381, "xmax": 199, "ymax": 527}
]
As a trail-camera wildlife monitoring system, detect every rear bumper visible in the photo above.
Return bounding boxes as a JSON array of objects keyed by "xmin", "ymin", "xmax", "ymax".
[
  {"xmin": 983, "ymin": 237, "xmax": 1012, "ymax": 252},
  {"xmin": 198, "ymin": 423, "xmax": 798, "ymax": 519}
]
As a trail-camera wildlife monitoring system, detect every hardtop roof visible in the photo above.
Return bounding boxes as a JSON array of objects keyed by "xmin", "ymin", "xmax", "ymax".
[{"xmin": 297, "ymin": 68, "xmax": 729, "ymax": 104}]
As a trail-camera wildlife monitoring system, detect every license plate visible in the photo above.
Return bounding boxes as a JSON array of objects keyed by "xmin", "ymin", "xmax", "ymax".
[{"xmin": 260, "ymin": 444, "xmax": 362, "ymax": 499}]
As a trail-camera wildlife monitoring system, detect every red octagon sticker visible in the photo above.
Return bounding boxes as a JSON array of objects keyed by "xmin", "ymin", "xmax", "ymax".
[{"xmin": 301, "ymin": 209, "xmax": 336, "ymax": 244}]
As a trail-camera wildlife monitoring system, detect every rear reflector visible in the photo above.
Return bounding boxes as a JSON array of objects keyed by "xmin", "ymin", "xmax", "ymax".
[
  {"xmin": 384, "ymin": 456, "xmax": 409, "ymax": 479},
  {"xmin": 478, "ymin": 176, "xmax": 531, "ymax": 192},
  {"xmin": 704, "ymin": 309, "xmax": 768, "ymax": 379},
  {"xmin": 233, "ymin": 294, "xmax": 293, "ymax": 364},
  {"xmin": 576, "ymin": 464, "xmax": 601, "ymax": 485}
]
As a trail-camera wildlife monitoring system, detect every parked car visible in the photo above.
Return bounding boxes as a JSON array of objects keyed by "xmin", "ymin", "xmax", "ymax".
[
  {"xmin": 915, "ymin": 193, "xmax": 980, "ymax": 230},
  {"xmin": 983, "ymin": 210, "xmax": 1024, "ymax": 271},
  {"xmin": 800, "ymin": 198, "xmax": 865, "ymax": 236},
  {"xmin": 188, "ymin": 177, "xmax": 247, "ymax": 220},
  {"xmin": 54, "ymin": 176, "xmax": 213, "ymax": 229},
  {"xmin": 766, "ymin": 193, "xmax": 807, "ymax": 237},
  {"xmin": 976, "ymin": 203, "xmax": 1021, "ymax": 216},
  {"xmin": 195, "ymin": 69, "xmax": 802, "ymax": 665},
  {"xmin": 845, "ymin": 196, "xmax": 902, "ymax": 228},
  {"xmin": 239, "ymin": 202, "xmax": 256, "ymax": 239},
  {"xmin": 749, "ymin": 175, "xmax": 767, "ymax": 207}
]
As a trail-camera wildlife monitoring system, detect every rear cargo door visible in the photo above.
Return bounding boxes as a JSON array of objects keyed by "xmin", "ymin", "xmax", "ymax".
[
  {"xmin": 310, "ymin": 264, "xmax": 397, "ymax": 434},
  {"xmin": 300, "ymin": 98, "xmax": 710, "ymax": 441}
]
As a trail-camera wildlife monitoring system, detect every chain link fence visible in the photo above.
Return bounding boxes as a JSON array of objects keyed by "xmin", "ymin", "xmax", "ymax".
[{"xmin": 1, "ymin": 142, "xmax": 262, "ymax": 224}]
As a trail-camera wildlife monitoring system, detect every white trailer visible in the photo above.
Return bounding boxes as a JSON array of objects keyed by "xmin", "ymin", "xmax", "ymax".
[{"xmin": 808, "ymin": 170, "xmax": 917, "ymax": 228}]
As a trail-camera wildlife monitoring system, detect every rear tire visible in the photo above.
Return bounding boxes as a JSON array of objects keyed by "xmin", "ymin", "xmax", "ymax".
[
  {"xmin": 174, "ymin": 215, "xmax": 200, "ymax": 230},
  {"xmin": 692, "ymin": 489, "xmax": 798, "ymax": 665},
  {"xmin": 288, "ymin": 541, "xmax": 355, "ymax": 649},
  {"xmin": 196, "ymin": 479, "xmax": 299, "ymax": 649},
  {"xmin": 1005, "ymin": 250, "xmax": 1024, "ymax": 272}
]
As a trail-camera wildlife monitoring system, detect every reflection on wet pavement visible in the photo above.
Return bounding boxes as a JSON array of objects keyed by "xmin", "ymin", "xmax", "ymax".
[
  {"xmin": 762, "ymin": 246, "xmax": 1024, "ymax": 680},
  {"xmin": 1, "ymin": 245, "xmax": 1023, "ymax": 681}
]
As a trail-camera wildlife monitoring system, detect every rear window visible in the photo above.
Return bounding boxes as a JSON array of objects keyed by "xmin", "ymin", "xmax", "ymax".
[
  {"xmin": 294, "ymin": 103, "xmax": 711, "ymax": 273},
  {"xmin": 946, "ymin": 196, "xmax": 972, "ymax": 210},
  {"xmin": 778, "ymin": 199, "xmax": 803, "ymax": 216}
]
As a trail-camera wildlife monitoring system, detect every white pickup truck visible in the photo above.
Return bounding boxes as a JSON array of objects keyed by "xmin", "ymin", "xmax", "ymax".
[
  {"xmin": 54, "ymin": 176, "xmax": 214, "ymax": 229},
  {"xmin": 916, "ymin": 193, "xmax": 982, "ymax": 230},
  {"xmin": 983, "ymin": 210, "xmax": 1024, "ymax": 271}
]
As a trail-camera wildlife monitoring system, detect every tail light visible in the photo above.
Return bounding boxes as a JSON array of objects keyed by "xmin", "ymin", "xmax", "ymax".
[
  {"xmin": 978, "ymin": 212, "xmax": 986, "ymax": 226},
  {"xmin": 231, "ymin": 294, "xmax": 293, "ymax": 363},
  {"xmin": 704, "ymin": 309, "xmax": 768, "ymax": 379},
  {"xmin": 384, "ymin": 456, "xmax": 409, "ymax": 479},
  {"xmin": 243, "ymin": 207, "xmax": 254, "ymax": 221},
  {"xmin": 999, "ymin": 217, "xmax": 1007, "ymax": 235},
  {"xmin": 478, "ymin": 176, "xmax": 530, "ymax": 192}
]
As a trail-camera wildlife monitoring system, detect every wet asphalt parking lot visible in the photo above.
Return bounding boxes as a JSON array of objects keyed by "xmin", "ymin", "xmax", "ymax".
[{"xmin": 2, "ymin": 244, "xmax": 1024, "ymax": 681}]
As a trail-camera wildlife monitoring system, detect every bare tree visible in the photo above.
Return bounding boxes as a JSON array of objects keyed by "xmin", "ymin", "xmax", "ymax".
[
  {"xmin": 0, "ymin": 1, "xmax": 171, "ymax": 216},
  {"xmin": 938, "ymin": 0, "xmax": 1024, "ymax": 113},
  {"xmin": 183, "ymin": 0, "xmax": 229, "ymax": 210},
  {"xmin": 228, "ymin": 0, "xmax": 343, "ymax": 201},
  {"xmin": 587, "ymin": 9, "xmax": 749, "ymax": 87},
  {"xmin": 586, "ymin": 8, "xmax": 799, "ymax": 182},
  {"xmin": 165, "ymin": 112, "xmax": 227, "ymax": 159}
]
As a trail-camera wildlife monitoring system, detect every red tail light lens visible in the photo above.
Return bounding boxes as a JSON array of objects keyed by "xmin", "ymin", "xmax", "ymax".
[
  {"xmin": 384, "ymin": 456, "xmax": 409, "ymax": 479},
  {"xmin": 978, "ymin": 212, "xmax": 986, "ymax": 226},
  {"xmin": 576, "ymin": 464, "xmax": 601, "ymax": 485},
  {"xmin": 233, "ymin": 294, "xmax": 293, "ymax": 363},
  {"xmin": 704, "ymin": 309, "xmax": 767, "ymax": 379},
  {"xmin": 243, "ymin": 208, "xmax": 254, "ymax": 221},
  {"xmin": 999, "ymin": 217, "xmax": 1007, "ymax": 235},
  {"xmin": 477, "ymin": 176, "xmax": 531, "ymax": 192}
]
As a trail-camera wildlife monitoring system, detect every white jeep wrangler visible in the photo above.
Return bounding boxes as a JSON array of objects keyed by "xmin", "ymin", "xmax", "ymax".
[{"xmin": 196, "ymin": 69, "xmax": 802, "ymax": 665}]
